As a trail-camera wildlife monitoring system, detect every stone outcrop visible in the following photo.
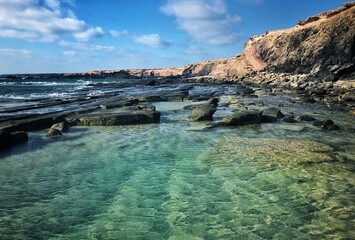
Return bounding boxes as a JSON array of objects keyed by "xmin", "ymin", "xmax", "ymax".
[
  {"xmin": 219, "ymin": 109, "xmax": 262, "ymax": 126},
  {"xmin": 78, "ymin": 111, "xmax": 160, "ymax": 126},
  {"xmin": 188, "ymin": 98, "xmax": 219, "ymax": 121}
]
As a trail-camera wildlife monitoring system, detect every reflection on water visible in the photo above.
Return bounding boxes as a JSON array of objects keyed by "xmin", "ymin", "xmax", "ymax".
[{"xmin": 0, "ymin": 101, "xmax": 354, "ymax": 239}]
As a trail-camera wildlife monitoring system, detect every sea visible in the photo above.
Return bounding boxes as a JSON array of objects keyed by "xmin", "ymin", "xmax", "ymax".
[{"xmin": 0, "ymin": 77, "xmax": 354, "ymax": 239}]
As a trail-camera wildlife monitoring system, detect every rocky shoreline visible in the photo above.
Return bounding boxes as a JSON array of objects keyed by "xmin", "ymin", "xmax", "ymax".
[{"xmin": 1, "ymin": 78, "xmax": 350, "ymax": 151}]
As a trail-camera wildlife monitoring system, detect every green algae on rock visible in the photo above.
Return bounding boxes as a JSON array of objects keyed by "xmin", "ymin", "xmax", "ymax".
[{"xmin": 209, "ymin": 137, "xmax": 334, "ymax": 165}]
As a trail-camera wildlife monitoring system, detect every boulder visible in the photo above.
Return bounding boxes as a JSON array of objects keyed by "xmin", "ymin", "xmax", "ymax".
[
  {"xmin": 188, "ymin": 98, "xmax": 219, "ymax": 121},
  {"xmin": 47, "ymin": 128, "xmax": 63, "ymax": 138},
  {"xmin": 313, "ymin": 119, "xmax": 340, "ymax": 130},
  {"xmin": 0, "ymin": 130, "xmax": 28, "ymax": 149},
  {"xmin": 219, "ymin": 109, "xmax": 262, "ymax": 126},
  {"xmin": 79, "ymin": 111, "xmax": 160, "ymax": 126},
  {"xmin": 261, "ymin": 107, "xmax": 284, "ymax": 123},
  {"xmin": 50, "ymin": 121, "xmax": 69, "ymax": 132}
]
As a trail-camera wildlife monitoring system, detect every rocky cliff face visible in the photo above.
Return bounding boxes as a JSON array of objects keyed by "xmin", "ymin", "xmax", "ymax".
[
  {"xmin": 146, "ymin": 3, "xmax": 353, "ymax": 79},
  {"xmin": 129, "ymin": 2, "xmax": 354, "ymax": 81},
  {"xmin": 252, "ymin": 2, "xmax": 355, "ymax": 81}
]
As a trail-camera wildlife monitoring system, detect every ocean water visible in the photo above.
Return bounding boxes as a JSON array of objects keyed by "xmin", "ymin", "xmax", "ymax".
[
  {"xmin": 0, "ymin": 77, "xmax": 124, "ymax": 101},
  {"xmin": 0, "ymin": 79, "xmax": 354, "ymax": 239}
]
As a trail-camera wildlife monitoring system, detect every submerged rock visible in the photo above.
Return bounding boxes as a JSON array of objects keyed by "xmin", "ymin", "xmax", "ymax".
[
  {"xmin": 313, "ymin": 119, "xmax": 340, "ymax": 130},
  {"xmin": 297, "ymin": 115, "xmax": 316, "ymax": 122},
  {"xmin": 0, "ymin": 130, "xmax": 28, "ymax": 150},
  {"xmin": 219, "ymin": 109, "xmax": 262, "ymax": 126},
  {"xmin": 283, "ymin": 116, "xmax": 298, "ymax": 123},
  {"xmin": 261, "ymin": 107, "xmax": 284, "ymax": 123},
  {"xmin": 47, "ymin": 128, "xmax": 63, "ymax": 138},
  {"xmin": 208, "ymin": 137, "xmax": 333, "ymax": 165}
]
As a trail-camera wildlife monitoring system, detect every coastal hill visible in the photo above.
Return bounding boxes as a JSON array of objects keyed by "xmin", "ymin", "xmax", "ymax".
[{"xmin": 123, "ymin": 2, "xmax": 354, "ymax": 81}]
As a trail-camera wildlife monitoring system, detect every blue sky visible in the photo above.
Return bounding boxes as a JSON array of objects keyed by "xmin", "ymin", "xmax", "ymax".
[{"xmin": 0, "ymin": 0, "xmax": 350, "ymax": 74}]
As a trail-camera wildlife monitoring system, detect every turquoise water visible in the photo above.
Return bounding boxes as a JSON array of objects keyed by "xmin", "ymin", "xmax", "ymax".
[{"xmin": 0, "ymin": 102, "xmax": 354, "ymax": 239}]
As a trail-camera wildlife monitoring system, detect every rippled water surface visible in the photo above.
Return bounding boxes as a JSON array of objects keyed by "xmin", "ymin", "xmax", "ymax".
[{"xmin": 0, "ymin": 101, "xmax": 354, "ymax": 239}]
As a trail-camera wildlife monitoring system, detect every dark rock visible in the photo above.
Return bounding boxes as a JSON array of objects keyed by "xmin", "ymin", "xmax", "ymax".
[
  {"xmin": 342, "ymin": 94, "xmax": 355, "ymax": 103},
  {"xmin": 312, "ymin": 120, "xmax": 325, "ymax": 127},
  {"xmin": 130, "ymin": 104, "xmax": 156, "ymax": 111},
  {"xmin": 188, "ymin": 98, "xmax": 219, "ymax": 121},
  {"xmin": 283, "ymin": 116, "xmax": 298, "ymax": 123},
  {"xmin": 300, "ymin": 95, "xmax": 316, "ymax": 103},
  {"xmin": 0, "ymin": 130, "xmax": 28, "ymax": 149},
  {"xmin": 66, "ymin": 118, "xmax": 83, "ymax": 126},
  {"xmin": 261, "ymin": 107, "xmax": 284, "ymax": 123},
  {"xmin": 313, "ymin": 119, "xmax": 340, "ymax": 130},
  {"xmin": 297, "ymin": 115, "xmax": 316, "ymax": 121},
  {"xmin": 139, "ymin": 95, "xmax": 166, "ymax": 102},
  {"xmin": 79, "ymin": 111, "xmax": 160, "ymax": 126},
  {"xmin": 219, "ymin": 109, "xmax": 262, "ymax": 126},
  {"xmin": 47, "ymin": 128, "xmax": 63, "ymax": 138},
  {"xmin": 325, "ymin": 124, "xmax": 340, "ymax": 130},
  {"xmin": 146, "ymin": 79, "xmax": 157, "ymax": 86},
  {"xmin": 165, "ymin": 91, "xmax": 189, "ymax": 102},
  {"xmin": 100, "ymin": 99, "xmax": 139, "ymax": 109}
]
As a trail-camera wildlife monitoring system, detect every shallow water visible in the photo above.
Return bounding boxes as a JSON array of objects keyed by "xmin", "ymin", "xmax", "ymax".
[{"xmin": 0, "ymin": 101, "xmax": 354, "ymax": 239}]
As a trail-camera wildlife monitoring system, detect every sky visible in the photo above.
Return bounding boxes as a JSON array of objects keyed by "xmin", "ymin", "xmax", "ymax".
[{"xmin": 0, "ymin": 0, "xmax": 351, "ymax": 74}]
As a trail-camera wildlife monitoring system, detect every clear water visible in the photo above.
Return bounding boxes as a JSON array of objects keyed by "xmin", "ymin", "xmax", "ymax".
[{"xmin": 0, "ymin": 101, "xmax": 354, "ymax": 239}]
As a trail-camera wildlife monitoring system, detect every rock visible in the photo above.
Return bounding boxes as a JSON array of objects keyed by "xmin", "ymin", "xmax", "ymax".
[
  {"xmin": 297, "ymin": 115, "xmax": 316, "ymax": 121},
  {"xmin": 342, "ymin": 93, "xmax": 355, "ymax": 103},
  {"xmin": 100, "ymin": 99, "xmax": 139, "ymax": 109},
  {"xmin": 261, "ymin": 107, "xmax": 284, "ymax": 123},
  {"xmin": 47, "ymin": 128, "xmax": 63, "ymax": 138},
  {"xmin": 188, "ymin": 98, "xmax": 219, "ymax": 121},
  {"xmin": 0, "ymin": 130, "xmax": 28, "ymax": 150},
  {"xmin": 139, "ymin": 95, "xmax": 166, "ymax": 102},
  {"xmin": 283, "ymin": 116, "xmax": 298, "ymax": 123},
  {"xmin": 146, "ymin": 79, "xmax": 157, "ymax": 86},
  {"xmin": 50, "ymin": 121, "xmax": 69, "ymax": 132},
  {"xmin": 165, "ymin": 91, "xmax": 189, "ymax": 102},
  {"xmin": 313, "ymin": 119, "xmax": 340, "ymax": 130},
  {"xmin": 219, "ymin": 109, "xmax": 262, "ymax": 126},
  {"xmin": 79, "ymin": 111, "xmax": 160, "ymax": 126},
  {"xmin": 66, "ymin": 118, "xmax": 82, "ymax": 126},
  {"xmin": 300, "ymin": 95, "xmax": 316, "ymax": 103}
]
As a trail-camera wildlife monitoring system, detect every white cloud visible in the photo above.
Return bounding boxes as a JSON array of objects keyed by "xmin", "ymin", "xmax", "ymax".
[
  {"xmin": 133, "ymin": 34, "xmax": 171, "ymax": 48},
  {"xmin": 110, "ymin": 30, "xmax": 129, "ymax": 37},
  {"xmin": 73, "ymin": 27, "xmax": 104, "ymax": 41},
  {"xmin": 161, "ymin": 0, "xmax": 241, "ymax": 45},
  {"xmin": 58, "ymin": 40, "xmax": 115, "ymax": 51},
  {"xmin": 0, "ymin": 48, "xmax": 33, "ymax": 58},
  {"xmin": 0, "ymin": 0, "xmax": 104, "ymax": 42},
  {"xmin": 111, "ymin": 30, "xmax": 171, "ymax": 48},
  {"xmin": 63, "ymin": 50, "xmax": 76, "ymax": 56}
]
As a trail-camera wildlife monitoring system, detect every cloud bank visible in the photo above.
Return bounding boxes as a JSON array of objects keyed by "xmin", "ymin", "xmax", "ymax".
[
  {"xmin": 161, "ymin": 0, "xmax": 241, "ymax": 45},
  {"xmin": 111, "ymin": 30, "xmax": 171, "ymax": 49},
  {"xmin": 0, "ymin": 0, "xmax": 104, "ymax": 42}
]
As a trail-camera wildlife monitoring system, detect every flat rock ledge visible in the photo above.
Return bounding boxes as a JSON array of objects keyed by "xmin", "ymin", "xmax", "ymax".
[{"xmin": 76, "ymin": 111, "xmax": 160, "ymax": 126}]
